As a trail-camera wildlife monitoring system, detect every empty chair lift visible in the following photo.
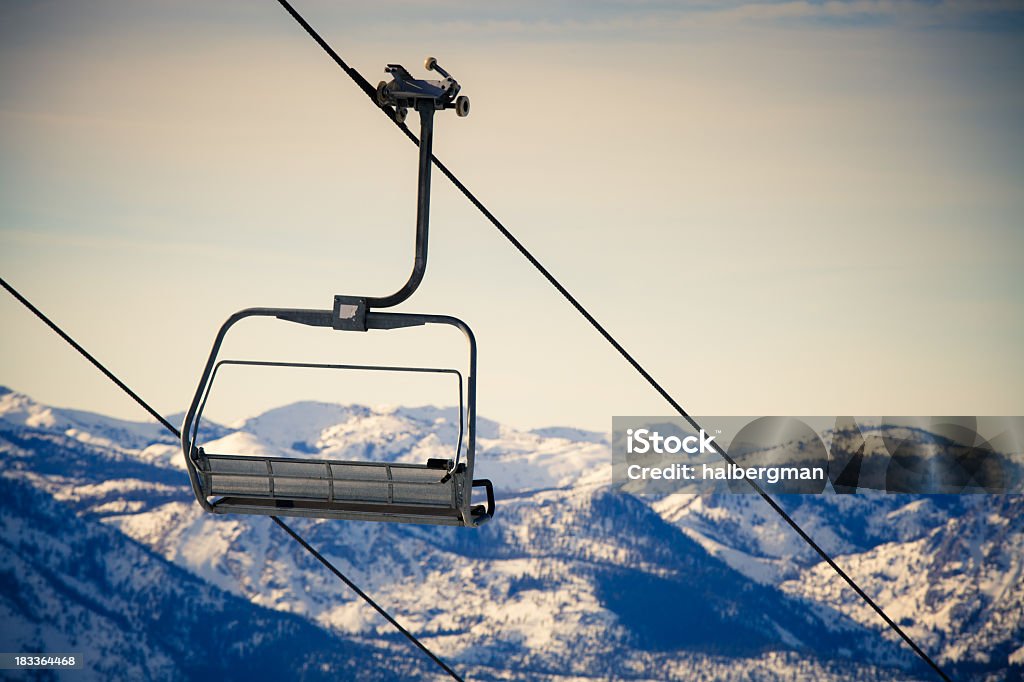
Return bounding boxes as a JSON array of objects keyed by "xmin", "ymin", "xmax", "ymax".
[{"xmin": 180, "ymin": 58, "xmax": 493, "ymax": 527}]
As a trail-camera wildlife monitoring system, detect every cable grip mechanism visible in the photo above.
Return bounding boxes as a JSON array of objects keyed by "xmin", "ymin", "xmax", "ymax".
[{"xmin": 376, "ymin": 56, "xmax": 470, "ymax": 123}]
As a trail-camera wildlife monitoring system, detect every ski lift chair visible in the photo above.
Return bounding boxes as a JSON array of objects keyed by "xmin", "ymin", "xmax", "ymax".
[{"xmin": 181, "ymin": 59, "xmax": 493, "ymax": 527}]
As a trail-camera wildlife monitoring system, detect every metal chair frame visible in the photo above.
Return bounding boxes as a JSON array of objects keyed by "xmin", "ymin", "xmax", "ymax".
[{"xmin": 181, "ymin": 310, "xmax": 493, "ymax": 527}]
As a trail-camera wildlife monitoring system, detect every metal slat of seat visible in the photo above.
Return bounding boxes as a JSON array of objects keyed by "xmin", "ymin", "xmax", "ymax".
[
  {"xmin": 273, "ymin": 459, "xmax": 332, "ymax": 500},
  {"xmin": 389, "ymin": 467, "xmax": 454, "ymax": 506},
  {"xmin": 202, "ymin": 456, "xmax": 270, "ymax": 497}
]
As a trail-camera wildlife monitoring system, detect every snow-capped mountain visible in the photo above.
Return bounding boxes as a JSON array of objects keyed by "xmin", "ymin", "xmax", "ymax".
[
  {"xmin": 1, "ymin": 386, "xmax": 1020, "ymax": 681},
  {"xmin": 0, "ymin": 471, "xmax": 419, "ymax": 681}
]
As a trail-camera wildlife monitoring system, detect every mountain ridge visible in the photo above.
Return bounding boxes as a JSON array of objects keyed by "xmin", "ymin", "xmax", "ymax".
[{"xmin": 1, "ymin": 387, "xmax": 1020, "ymax": 680}]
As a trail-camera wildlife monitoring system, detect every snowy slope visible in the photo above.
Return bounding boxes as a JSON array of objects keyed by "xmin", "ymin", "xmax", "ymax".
[
  {"xmin": 779, "ymin": 495, "xmax": 1024, "ymax": 681},
  {"xmin": 650, "ymin": 491, "xmax": 1023, "ymax": 678}
]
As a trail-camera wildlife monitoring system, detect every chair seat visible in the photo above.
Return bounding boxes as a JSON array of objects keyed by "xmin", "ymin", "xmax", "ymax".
[{"xmin": 196, "ymin": 452, "xmax": 488, "ymax": 526}]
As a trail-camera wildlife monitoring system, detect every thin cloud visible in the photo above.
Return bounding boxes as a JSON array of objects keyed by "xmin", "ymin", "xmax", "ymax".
[{"xmin": 312, "ymin": 0, "xmax": 1024, "ymax": 37}]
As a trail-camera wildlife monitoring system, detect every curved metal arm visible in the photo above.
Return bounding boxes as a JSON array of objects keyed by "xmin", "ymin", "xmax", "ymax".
[{"xmin": 366, "ymin": 106, "xmax": 434, "ymax": 309}]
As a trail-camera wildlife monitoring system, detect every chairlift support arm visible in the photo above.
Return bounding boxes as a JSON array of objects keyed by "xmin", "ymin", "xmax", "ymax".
[{"xmin": 369, "ymin": 58, "xmax": 469, "ymax": 309}]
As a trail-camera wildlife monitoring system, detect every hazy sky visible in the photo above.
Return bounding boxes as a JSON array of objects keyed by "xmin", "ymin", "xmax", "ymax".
[{"xmin": 1, "ymin": 1, "xmax": 1022, "ymax": 431}]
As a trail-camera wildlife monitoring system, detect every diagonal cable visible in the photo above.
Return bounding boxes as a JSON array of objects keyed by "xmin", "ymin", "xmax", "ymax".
[
  {"xmin": 2, "ymin": 277, "xmax": 180, "ymax": 437},
  {"xmin": 271, "ymin": 516, "xmax": 463, "ymax": 681},
  {"xmin": 271, "ymin": 3, "xmax": 953, "ymax": 679}
]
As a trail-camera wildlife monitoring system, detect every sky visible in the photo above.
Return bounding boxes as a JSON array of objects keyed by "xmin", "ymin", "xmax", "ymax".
[{"xmin": 1, "ymin": 0, "xmax": 1022, "ymax": 432}]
